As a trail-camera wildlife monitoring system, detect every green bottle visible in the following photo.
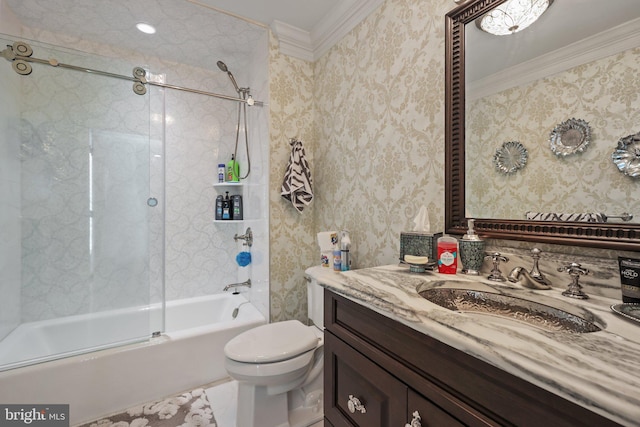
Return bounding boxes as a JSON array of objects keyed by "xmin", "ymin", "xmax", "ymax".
[{"xmin": 227, "ymin": 154, "xmax": 239, "ymax": 182}]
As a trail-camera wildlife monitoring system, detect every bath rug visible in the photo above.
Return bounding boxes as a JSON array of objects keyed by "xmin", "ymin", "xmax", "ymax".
[{"xmin": 77, "ymin": 388, "xmax": 216, "ymax": 427}]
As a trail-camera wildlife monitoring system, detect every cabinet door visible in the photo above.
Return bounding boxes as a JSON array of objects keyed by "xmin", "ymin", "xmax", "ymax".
[
  {"xmin": 407, "ymin": 389, "xmax": 465, "ymax": 427},
  {"xmin": 325, "ymin": 332, "xmax": 407, "ymax": 427}
]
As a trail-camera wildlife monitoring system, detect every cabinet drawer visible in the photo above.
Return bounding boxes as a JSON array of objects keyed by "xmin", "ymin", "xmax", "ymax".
[
  {"xmin": 408, "ymin": 389, "xmax": 465, "ymax": 427},
  {"xmin": 325, "ymin": 331, "xmax": 406, "ymax": 427}
]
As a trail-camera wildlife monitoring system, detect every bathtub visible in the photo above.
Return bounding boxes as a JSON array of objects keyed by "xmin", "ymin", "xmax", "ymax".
[{"xmin": 0, "ymin": 292, "xmax": 266, "ymax": 425}]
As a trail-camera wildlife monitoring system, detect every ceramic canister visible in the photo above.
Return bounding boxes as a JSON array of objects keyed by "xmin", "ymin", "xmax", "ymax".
[
  {"xmin": 459, "ymin": 218, "xmax": 485, "ymax": 275},
  {"xmin": 460, "ymin": 239, "xmax": 486, "ymax": 275}
]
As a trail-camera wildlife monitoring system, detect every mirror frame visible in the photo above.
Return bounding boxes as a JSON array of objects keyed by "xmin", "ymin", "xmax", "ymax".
[{"xmin": 445, "ymin": 0, "xmax": 640, "ymax": 251}]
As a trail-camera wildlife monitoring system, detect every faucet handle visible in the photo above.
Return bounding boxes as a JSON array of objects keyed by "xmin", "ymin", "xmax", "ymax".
[
  {"xmin": 530, "ymin": 247, "xmax": 542, "ymax": 260},
  {"xmin": 234, "ymin": 227, "xmax": 253, "ymax": 247},
  {"xmin": 558, "ymin": 262, "xmax": 590, "ymax": 276},
  {"xmin": 485, "ymin": 252, "xmax": 508, "ymax": 281},
  {"xmin": 529, "ymin": 248, "xmax": 549, "ymax": 284},
  {"xmin": 557, "ymin": 262, "xmax": 590, "ymax": 299}
]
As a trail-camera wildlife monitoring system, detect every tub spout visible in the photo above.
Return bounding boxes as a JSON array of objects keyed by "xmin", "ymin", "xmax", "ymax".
[{"xmin": 224, "ymin": 278, "xmax": 251, "ymax": 293}]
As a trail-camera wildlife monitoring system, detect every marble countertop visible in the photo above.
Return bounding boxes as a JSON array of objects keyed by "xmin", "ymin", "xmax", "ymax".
[{"xmin": 307, "ymin": 264, "xmax": 640, "ymax": 427}]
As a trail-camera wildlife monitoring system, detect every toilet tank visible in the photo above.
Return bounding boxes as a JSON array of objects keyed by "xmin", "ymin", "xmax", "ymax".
[{"xmin": 306, "ymin": 270, "xmax": 325, "ymax": 329}]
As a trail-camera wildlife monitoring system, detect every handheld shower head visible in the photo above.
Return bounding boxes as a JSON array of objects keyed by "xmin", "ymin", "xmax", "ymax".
[
  {"xmin": 216, "ymin": 60, "xmax": 240, "ymax": 94},
  {"xmin": 216, "ymin": 60, "xmax": 228, "ymax": 72}
]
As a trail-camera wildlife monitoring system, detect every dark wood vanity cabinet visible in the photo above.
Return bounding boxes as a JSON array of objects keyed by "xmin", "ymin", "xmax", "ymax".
[
  {"xmin": 323, "ymin": 290, "xmax": 621, "ymax": 427},
  {"xmin": 326, "ymin": 332, "xmax": 406, "ymax": 426}
]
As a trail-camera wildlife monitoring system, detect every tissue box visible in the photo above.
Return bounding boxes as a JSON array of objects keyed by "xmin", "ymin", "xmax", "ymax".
[{"xmin": 400, "ymin": 232, "xmax": 442, "ymax": 262}]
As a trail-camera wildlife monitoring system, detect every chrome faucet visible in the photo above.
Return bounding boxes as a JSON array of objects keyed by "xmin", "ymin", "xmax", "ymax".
[
  {"xmin": 223, "ymin": 278, "xmax": 252, "ymax": 292},
  {"xmin": 508, "ymin": 267, "xmax": 551, "ymax": 289},
  {"xmin": 508, "ymin": 248, "xmax": 552, "ymax": 289}
]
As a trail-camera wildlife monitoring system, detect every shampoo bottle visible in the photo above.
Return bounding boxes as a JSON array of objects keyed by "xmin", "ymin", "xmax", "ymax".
[
  {"xmin": 437, "ymin": 235, "xmax": 458, "ymax": 274},
  {"xmin": 215, "ymin": 195, "xmax": 223, "ymax": 220},
  {"xmin": 231, "ymin": 194, "xmax": 243, "ymax": 220},
  {"xmin": 227, "ymin": 154, "xmax": 240, "ymax": 182},
  {"xmin": 222, "ymin": 191, "xmax": 231, "ymax": 220}
]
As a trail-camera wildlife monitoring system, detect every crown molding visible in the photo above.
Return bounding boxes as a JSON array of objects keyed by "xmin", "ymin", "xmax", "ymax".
[
  {"xmin": 271, "ymin": 20, "xmax": 314, "ymax": 61},
  {"xmin": 468, "ymin": 17, "xmax": 640, "ymax": 100},
  {"xmin": 271, "ymin": 0, "xmax": 384, "ymax": 62},
  {"xmin": 311, "ymin": 0, "xmax": 384, "ymax": 61}
]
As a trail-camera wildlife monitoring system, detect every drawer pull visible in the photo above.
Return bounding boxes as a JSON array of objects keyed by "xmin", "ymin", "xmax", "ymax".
[
  {"xmin": 347, "ymin": 395, "xmax": 367, "ymax": 414},
  {"xmin": 405, "ymin": 410, "xmax": 422, "ymax": 427}
]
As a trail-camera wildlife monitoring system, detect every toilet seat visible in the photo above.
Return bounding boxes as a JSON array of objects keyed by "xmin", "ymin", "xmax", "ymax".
[
  {"xmin": 224, "ymin": 320, "xmax": 319, "ymax": 363},
  {"xmin": 225, "ymin": 347, "xmax": 316, "ymax": 381}
]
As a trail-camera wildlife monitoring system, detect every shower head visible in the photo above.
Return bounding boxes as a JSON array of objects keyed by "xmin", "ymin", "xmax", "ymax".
[
  {"xmin": 216, "ymin": 60, "xmax": 228, "ymax": 72},
  {"xmin": 216, "ymin": 60, "xmax": 240, "ymax": 94}
]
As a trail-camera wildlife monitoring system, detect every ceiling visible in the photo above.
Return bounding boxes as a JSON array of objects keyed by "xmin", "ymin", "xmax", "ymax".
[
  {"xmin": 466, "ymin": 0, "xmax": 640, "ymax": 82},
  {"xmin": 5, "ymin": 0, "xmax": 637, "ymax": 84},
  {"xmin": 2, "ymin": 0, "xmax": 371, "ymax": 71},
  {"xmin": 195, "ymin": 0, "xmax": 348, "ymax": 32}
]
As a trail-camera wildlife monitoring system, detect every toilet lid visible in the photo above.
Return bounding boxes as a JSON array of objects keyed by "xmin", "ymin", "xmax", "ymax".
[{"xmin": 224, "ymin": 320, "xmax": 319, "ymax": 363}]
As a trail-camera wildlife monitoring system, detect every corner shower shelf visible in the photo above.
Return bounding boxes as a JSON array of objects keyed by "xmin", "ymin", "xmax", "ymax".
[
  {"xmin": 213, "ymin": 182, "xmax": 246, "ymax": 222},
  {"xmin": 213, "ymin": 182, "xmax": 243, "ymax": 188}
]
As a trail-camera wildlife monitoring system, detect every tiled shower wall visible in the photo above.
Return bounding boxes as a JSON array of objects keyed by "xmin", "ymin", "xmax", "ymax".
[
  {"xmin": 243, "ymin": 30, "xmax": 271, "ymax": 318},
  {"xmin": 1, "ymin": 9, "xmax": 270, "ymax": 324},
  {"xmin": 16, "ymin": 45, "xmax": 152, "ymax": 322},
  {"xmin": 0, "ymin": 59, "xmax": 21, "ymax": 339}
]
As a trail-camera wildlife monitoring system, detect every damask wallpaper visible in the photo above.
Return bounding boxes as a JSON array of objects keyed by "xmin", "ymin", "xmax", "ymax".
[
  {"xmin": 268, "ymin": 33, "xmax": 317, "ymax": 322},
  {"xmin": 268, "ymin": 0, "xmax": 451, "ymax": 321},
  {"xmin": 466, "ymin": 47, "xmax": 640, "ymax": 221}
]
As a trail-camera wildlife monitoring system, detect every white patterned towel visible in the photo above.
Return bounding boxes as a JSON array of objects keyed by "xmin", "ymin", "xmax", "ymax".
[
  {"xmin": 281, "ymin": 138, "xmax": 313, "ymax": 213},
  {"xmin": 525, "ymin": 212, "xmax": 606, "ymax": 223}
]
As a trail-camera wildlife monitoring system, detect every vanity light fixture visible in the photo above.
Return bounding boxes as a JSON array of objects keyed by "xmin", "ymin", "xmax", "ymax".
[
  {"xmin": 136, "ymin": 22, "xmax": 156, "ymax": 34},
  {"xmin": 476, "ymin": 0, "xmax": 553, "ymax": 36}
]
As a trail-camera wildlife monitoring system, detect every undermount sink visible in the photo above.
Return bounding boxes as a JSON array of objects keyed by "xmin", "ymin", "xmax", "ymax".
[{"xmin": 417, "ymin": 281, "xmax": 605, "ymax": 333}]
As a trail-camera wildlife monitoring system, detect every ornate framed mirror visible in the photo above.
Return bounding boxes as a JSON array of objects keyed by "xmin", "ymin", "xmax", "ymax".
[{"xmin": 445, "ymin": 0, "xmax": 640, "ymax": 251}]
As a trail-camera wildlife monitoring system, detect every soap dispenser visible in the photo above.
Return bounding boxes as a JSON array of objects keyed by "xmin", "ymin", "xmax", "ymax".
[{"xmin": 459, "ymin": 218, "xmax": 485, "ymax": 275}]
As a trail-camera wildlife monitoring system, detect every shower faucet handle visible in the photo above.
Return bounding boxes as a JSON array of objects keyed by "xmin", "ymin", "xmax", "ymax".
[{"xmin": 233, "ymin": 227, "xmax": 253, "ymax": 247}]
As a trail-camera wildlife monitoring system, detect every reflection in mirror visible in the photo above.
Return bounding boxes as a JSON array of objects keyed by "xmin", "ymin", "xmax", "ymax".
[
  {"xmin": 445, "ymin": 0, "xmax": 640, "ymax": 250},
  {"xmin": 465, "ymin": 0, "xmax": 640, "ymax": 222}
]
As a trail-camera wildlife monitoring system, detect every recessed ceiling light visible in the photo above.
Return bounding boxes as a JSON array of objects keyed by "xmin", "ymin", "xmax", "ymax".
[{"xmin": 136, "ymin": 23, "xmax": 156, "ymax": 34}]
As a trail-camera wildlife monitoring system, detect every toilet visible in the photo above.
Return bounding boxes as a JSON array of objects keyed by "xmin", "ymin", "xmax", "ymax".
[{"xmin": 224, "ymin": 274, "xmax": 325, "ymax": 427}]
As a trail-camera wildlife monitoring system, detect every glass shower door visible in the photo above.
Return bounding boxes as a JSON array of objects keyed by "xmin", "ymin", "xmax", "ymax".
[{"xmin": 0, "ymin": 37, "xmax": 162, "ymax": 371}]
